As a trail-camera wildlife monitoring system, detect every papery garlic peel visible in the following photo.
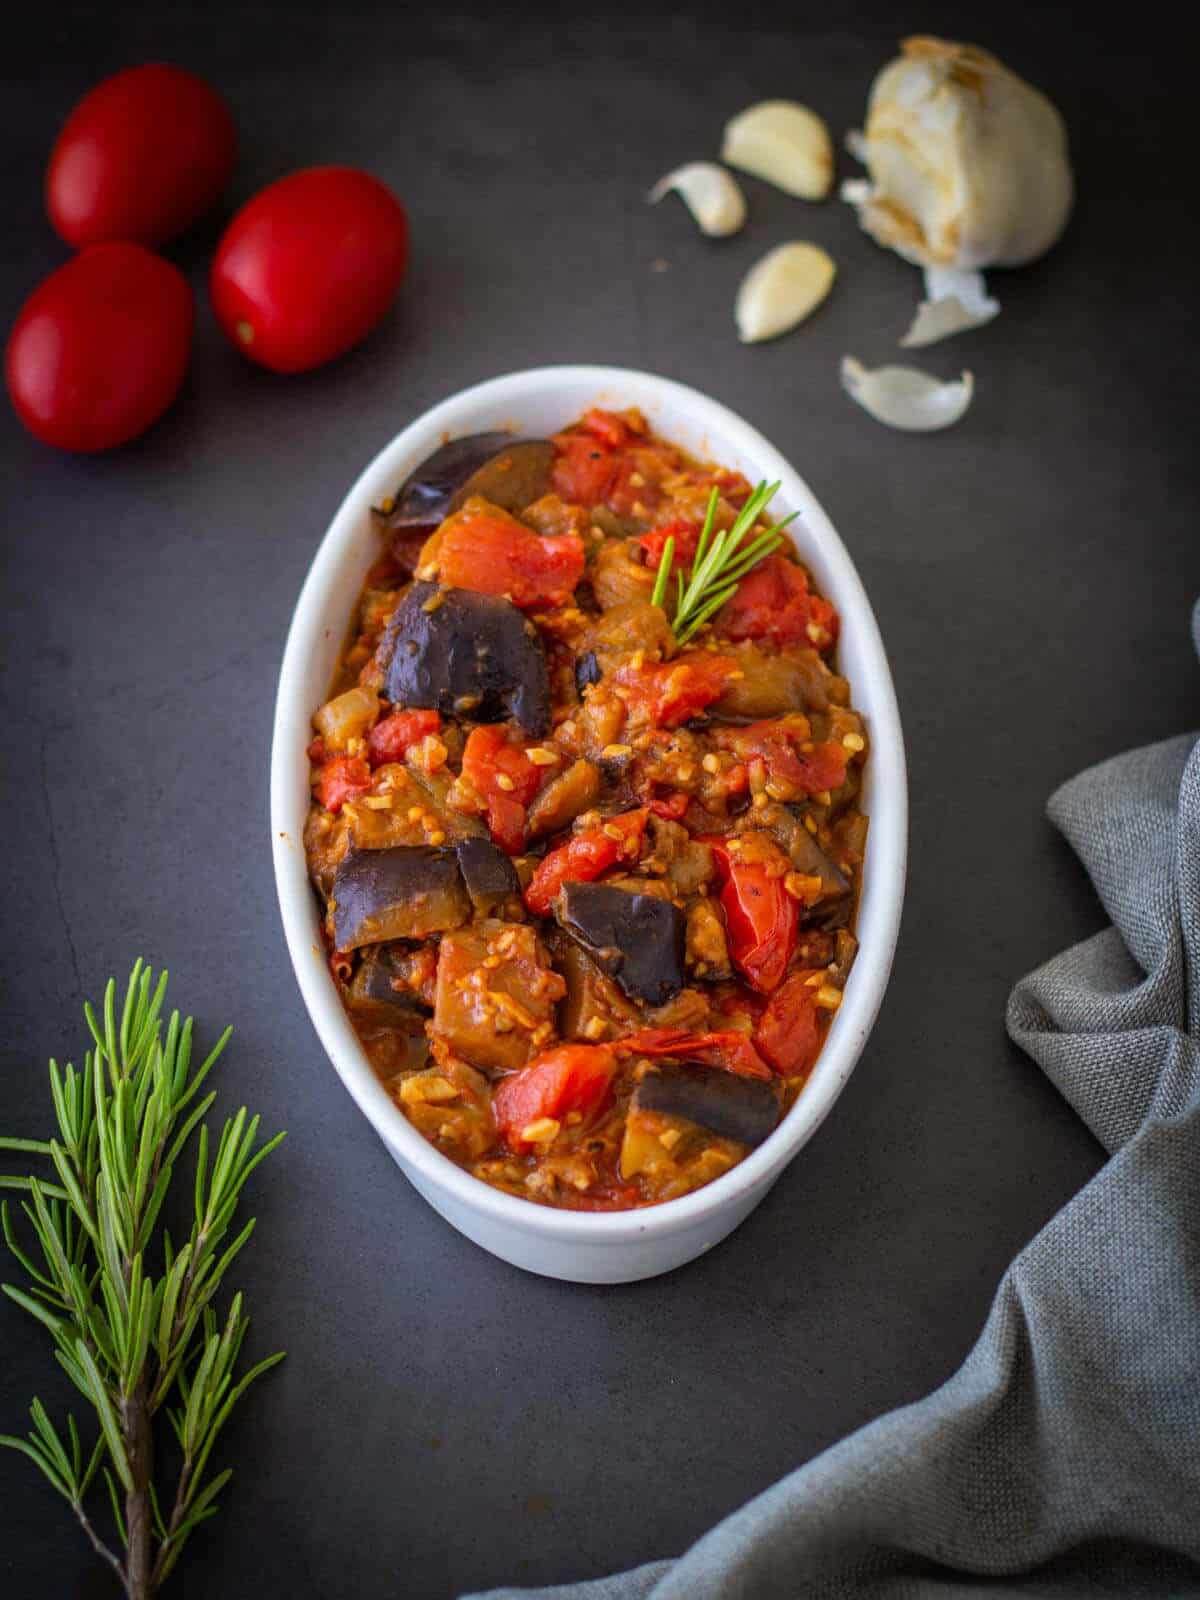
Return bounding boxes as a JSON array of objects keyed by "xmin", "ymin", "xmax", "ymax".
[
  {"xmin": 736, "ymin": 242, "xmax": 836, "ymax": 343},
  {"xmin": 844, "ymin": 36, "xmax": 1072, "ymax": 270},
  {"xmin": 841, "ymin": 356, "xmax": 973, "ymax": 431},
  {"xmin": 722, "ymin": 101, "xmax": 834, "ymax": 201},
  {"xmin": 648, "ymin": 162, "xmax": 747, "ymax": 238}
]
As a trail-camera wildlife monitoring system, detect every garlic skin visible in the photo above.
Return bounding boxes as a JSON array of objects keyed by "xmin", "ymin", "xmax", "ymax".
[
  {"xmin": 722, "ymin": 101, "xmax": 834, "ymax": 201},
  {"xmin": 736, "ymin": 242, "xmax": 836, "ymax": 343},
  {"xmin": 902, "ymin": 265, "xmax": 1000, "ymax": 347},
  {"xmin": 844, "ymin": 36, "xmax": 1073, "ymax": 270},
  {"xmin": 841, "ymin": 357, "xmax": 974, "ymax": 431},
  {"xmin": 648, "ymin": 162, "xmax": 747, "ymax": 238}
]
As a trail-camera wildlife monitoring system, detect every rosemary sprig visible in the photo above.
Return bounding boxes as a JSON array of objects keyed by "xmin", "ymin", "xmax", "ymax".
[
  {"xmin": 652, "ymin": 479, "xmax": 797, "ymax": 646},
  {"xmin": 0, "ymin": 962, "xmax": 285, "ymax": 1599}
]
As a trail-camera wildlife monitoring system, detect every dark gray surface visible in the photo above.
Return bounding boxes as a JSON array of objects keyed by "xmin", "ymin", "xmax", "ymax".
[{"xmin": 2, "ymin": 3, "xmax": 1198, "ymax": 1597}]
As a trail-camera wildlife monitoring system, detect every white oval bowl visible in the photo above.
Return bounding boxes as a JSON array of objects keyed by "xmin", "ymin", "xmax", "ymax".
[{"xmin": 271, "ymin": 366, "xmax": 906, "ymax": 1283}]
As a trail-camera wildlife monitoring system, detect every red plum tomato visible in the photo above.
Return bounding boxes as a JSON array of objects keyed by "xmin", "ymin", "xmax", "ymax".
[
  {"xmin": 46, "ymin": 64, "xmax": 236, "ymax": 248},
  {"xmin": 210, "ymin": 167, "xmax": 408, "ymax": 373},
  {"xmin": 6, "ymin": 243, "xmax": 193, "ymax": 453}
]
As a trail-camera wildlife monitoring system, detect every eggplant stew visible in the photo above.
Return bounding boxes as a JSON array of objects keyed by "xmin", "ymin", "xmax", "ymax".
[{"xmin": 304, "ymin": 408, "xmax": 868, "ymax": 1210}]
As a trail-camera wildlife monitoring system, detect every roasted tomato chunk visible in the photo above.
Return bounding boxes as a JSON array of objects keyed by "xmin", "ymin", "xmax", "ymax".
[
  {"xmin": 754, "ymin": 970, "xmax": 824, "ymax": 1077},
  {"xmin": 492, "ymin": 1044, "xmax": 617, "ymax": 1150},
  {"xmin": 367, "ymin": 708, "xmax": 441, "ymax": 767},
  {"xmin": 433, "ymin": 495, "xmax": 585, "ymax": 610},
  {"xmin": 460, "ymin": 726, "xmax": 543, "ymax": 854},
  {"xmin": 614, "ymin": 654, "xmax": 740, "ymax": 729},
  {"xmin": 313, "ymin": 755, "xmax": 372, "ymax": 813},
  {"xmin": 717, "ymin": 554, "xmax": 839, "ymax": 652},
  {"xmin": 523, "ymin": 809, "xmax": 647, "ymax": 915}
]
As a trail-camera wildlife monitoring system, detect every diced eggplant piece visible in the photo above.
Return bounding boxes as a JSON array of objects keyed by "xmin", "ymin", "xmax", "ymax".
[
  {"xmin": 634, "ymin": 1064, "xmax": 781, "ymax": 1148},
  {"xmin": 555, "ymin": 936, "xmax": 639, "ymax": 1041},
  {"xmin": 379, "ymin": 582, "xmax": 551, "ymax": 737},
  {"xmin": 456, "ymin": 838, "xmax": 522, "ymax": 917},
  {"xmin": 584, "ymin": 600, "xmax": 673, "ymax": 677},
  {"xmin": 377, "ymin": 433, "xmax": 513, "ymax": 535},
  {"xmin": 347, "ymin": 946, "xmax": 424, "ymax": 1017},
  {"xmin": 433, "ymin": 922, "xmax": 564, "ymax": 1074},
  {"xmin": 713, "ymin": 644, "xmax": 848, "ymax": 718},
  {"xmin": 526, "ymin": 759, "xmax": 601, "ymax": 840},
  {"xmin": 557, "ymin": 882, "xmax": 685, "ymax": 1007},
  {"xmin": 450, "ymin": 440, "xmax": 554, "ymax": 516},
  {"xmin": 592, "ymin": 539, "xmax": 656, "ymax": 610},
  {"xmin": 575, "ymin": 651, "xmax": 601, "ymax": 694},
  {"xmin": 757, "ymin": 803, "xmax": 852, "ymax": 927},
  {"xmin": 332, "ymin": 846, "xmax": 469, "ymax": 949}
]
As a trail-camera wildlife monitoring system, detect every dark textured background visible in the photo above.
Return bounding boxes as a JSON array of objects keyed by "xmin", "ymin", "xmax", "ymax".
[{"xmin": 3, "ymin": 2, "xmax": 1198, "ymax": 1596}]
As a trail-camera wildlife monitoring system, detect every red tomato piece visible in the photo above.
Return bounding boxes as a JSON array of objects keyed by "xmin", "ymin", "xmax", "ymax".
[
  {"xmin": 6, "ymin": 244, "xmax": 192, "ymax": 453},
  {"xmin": 705, "ymin": 839, "xmax": 798, "ymax": 994},
  {"xmin": 46, "ymin": 64, "xmax": 236, "ymax": 248},
  {"xmin": 523, "ymin": 809, "xmax": 647, "ymax": 915},
  {"xmin": 435, "ymin": 499, "xmax": 585, "ymax": 610},
  {"xmin": 648, "ymin": 792, "xmax": 690, "ymax": 821},
  {"xmin": 754, "ymin": 971, "xmax": 823, "ymax": 1077},
  {"xmin": 580, "ymin": 408, "xmax": 632, "ymax": 449},
  {"xmin": 613, "ymin": 1028, "xmax": 772, "ymax": 1081},
  {"xmin": 461, "ymin": 727, "xmax": 542, "ymax": 854},
  {"xmin": 605, "ymin": 454, "xmax": 665, "ymax": 519},
  {"xmin": 492, "ymin": 1045, "xmax": 617, "ymax": 1150},
  {"xmin": 314, "ymin": 755, "xmax": 372, "ymax": 813},
  {"xmin": 210, "ymin": 167, "xmax": 408, "ymax": 373},
  {"xmin": 614, "ymin": 654, "xmax": 740, "ymax": 729},
  {"xmin": 637, "ymin": 518, "xmax": 700, "ymax": 572},
  {"xmin": 367, "ymin": 709, "xmax": 440, "ymax": 767},
  {"xmin": 714, "ymin": 721, "xmax": 848, "ymax": 800},
  {"xmin": 717, "ymin": 554, "xmax": 840, "ymax": 652},
  {"xmin": 550, "ymin": 434, "xmax": 619, "ymax": 505}
]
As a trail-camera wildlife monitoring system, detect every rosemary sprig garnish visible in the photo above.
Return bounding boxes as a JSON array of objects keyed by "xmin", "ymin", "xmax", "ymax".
[
  {"xmin": 0, "ymin": 962, "xmax": 285, "ymax": 1599},
  {"xmin": 652, "ymin": 479, "xmax": 797, "ymax": 646}
]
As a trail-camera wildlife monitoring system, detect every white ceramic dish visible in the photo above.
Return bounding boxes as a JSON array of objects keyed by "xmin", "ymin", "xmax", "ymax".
[{"xmin": 271, "ymin": 366, "xmax": 906, "ymax": 1283}]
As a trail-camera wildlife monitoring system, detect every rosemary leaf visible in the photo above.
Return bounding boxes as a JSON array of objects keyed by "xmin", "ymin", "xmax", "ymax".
[{"xmin": 1, "ymin": 965, "xmax": 285, "ymax": 1599}]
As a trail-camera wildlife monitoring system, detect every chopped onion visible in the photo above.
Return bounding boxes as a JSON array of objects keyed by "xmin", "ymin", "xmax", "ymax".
[
  {"xmin": 840, "ymin": 357, "xmax": 973, "ymax": 431},
  {"xmin": 902, "ymin": 266, "xmax": 1000, "ymax": 347}
]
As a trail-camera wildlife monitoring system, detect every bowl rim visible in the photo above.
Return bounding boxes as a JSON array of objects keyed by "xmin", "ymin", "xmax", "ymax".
[{"xmin": 271, "ymin": 364, "xmax": 907, "ymax": 1242}]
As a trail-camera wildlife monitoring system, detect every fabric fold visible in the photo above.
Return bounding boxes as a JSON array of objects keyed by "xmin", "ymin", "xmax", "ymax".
[{"xmin": 468, "ymin": 657, "xmax": 1200, "ymax": 1600}]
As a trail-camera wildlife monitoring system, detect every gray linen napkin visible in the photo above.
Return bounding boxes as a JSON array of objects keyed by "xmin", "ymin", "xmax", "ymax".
[{"xmin": 469, "ymin": 620, "xmax": 1200, "ymax": 1599}]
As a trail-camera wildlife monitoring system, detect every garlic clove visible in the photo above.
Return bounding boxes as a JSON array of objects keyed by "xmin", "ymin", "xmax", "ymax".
[
  {"xmin": 648, "ymin": 161, "xmax": 747, "ymax": 238},
  {"xmin": 721, "ymin": 101, "xmax": 834, "ymax": 201},
  {"xmin": 902, "ymin": 266, "xmax": 1000, "ymax": 347},
  {"xmin": 841, "ymin": 356, "xmax": 973, "ymax": 431},
  {"xmin": 736, "ymin": 242, "xmax": 836, "ymax": 343}
]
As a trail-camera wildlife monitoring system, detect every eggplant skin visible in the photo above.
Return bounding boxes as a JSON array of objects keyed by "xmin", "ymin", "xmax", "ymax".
[
  {"xmin": 347, "ymin": 945, "xmax": 427, "ymax": 1021},
  {"xmin": 557, "ymin": 882, "xmax": 685, "ymax": 1007},
  {"xmin": 379, "ymin": 582, "xmax": 551, "ymax": 737},
  {"xmin": 634, "ymin": 1064, "xmax": 781, "ymax": 1148},
  {"xmin": 574, "ymin": 650, "xmax": 601, "ymax": 695},
  {"xmin": 455, "ymin": 838, "xmax": 522, "ymax": 916},
  {"xmin": 332, "ymin": 846, "xmax": 469, "ymax": 949},
  {"xmin": 450, "ymin": 440, "xmax": 554, "ymax": 516},
  {"xmin": 378, "ymin": 433, "xmax": 513, "ymax": 533}
]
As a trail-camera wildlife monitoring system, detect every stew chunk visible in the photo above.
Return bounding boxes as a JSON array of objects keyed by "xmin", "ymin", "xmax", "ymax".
[{"xmin": 433, "ymin": 922, "xmax": 566, "ymax": 1074}]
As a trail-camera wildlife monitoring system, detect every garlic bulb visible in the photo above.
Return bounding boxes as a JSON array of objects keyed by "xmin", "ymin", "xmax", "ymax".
[
  {"xmin": 843, "ymin": 36, "xmax": 1073, "ymax": 270},
  {"xmin": 648, "ymin": 162, "xmax": 746, "ymax": 238}
]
